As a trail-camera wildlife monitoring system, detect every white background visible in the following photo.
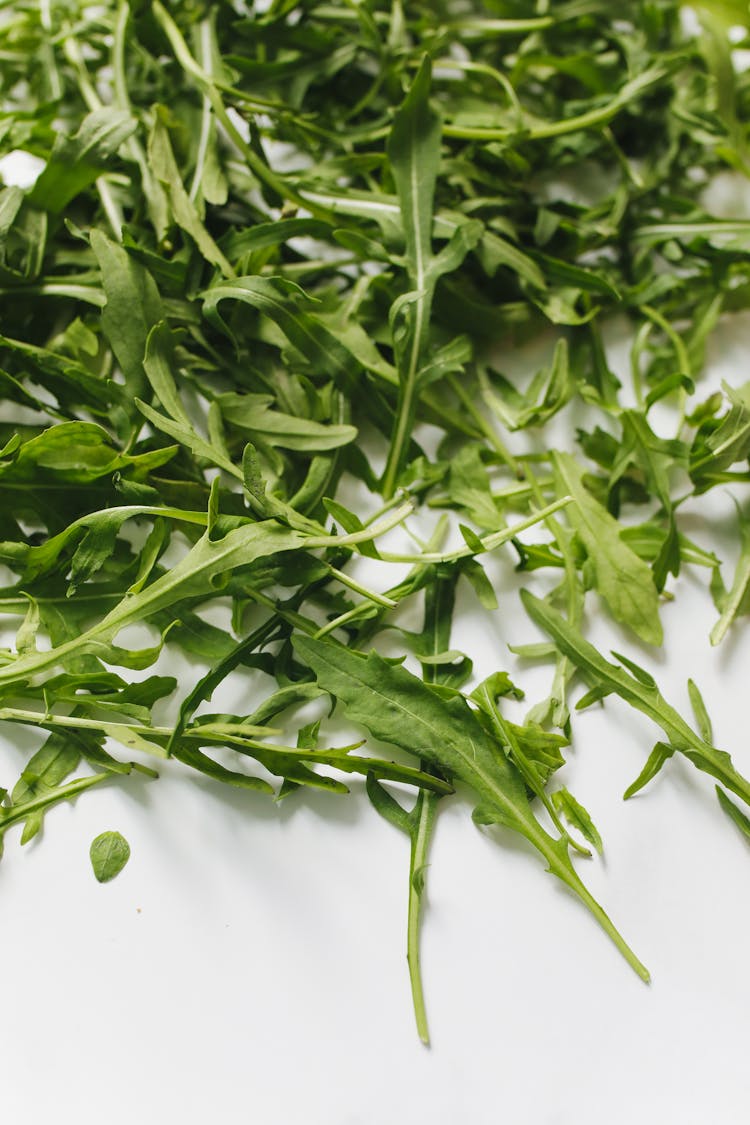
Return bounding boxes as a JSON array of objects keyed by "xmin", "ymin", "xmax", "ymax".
[{"xmin": 3, "ymin": 166, "xmax": 750, "ymax": 1124}]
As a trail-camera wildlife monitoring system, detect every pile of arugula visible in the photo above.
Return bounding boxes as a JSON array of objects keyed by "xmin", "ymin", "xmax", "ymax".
[{"xmin": 2, "ymin": 0, "xmax": 750, "ymax": 1042}]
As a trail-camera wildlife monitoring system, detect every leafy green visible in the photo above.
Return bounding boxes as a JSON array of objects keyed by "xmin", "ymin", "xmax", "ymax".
[
  {"xmin": 0, "ymin": 0, "xmax": 749, "ymax": 1044},
  {"xmin": 521, "ymin": 589, "xmax": 750, "ymax": 809},
  {"xmin": 296, "ymin": 634, "xmax": 649, "ymax": 981},
  {"xmin": 90, "ymin": 830, "xmax": 131, "ymax": 883},
  {"xmin": 551, "ymin": 452, "xmax": 663, "ymax": 645}
]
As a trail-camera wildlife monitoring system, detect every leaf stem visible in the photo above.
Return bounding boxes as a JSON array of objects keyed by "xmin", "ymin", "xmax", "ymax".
[
  {"xmin": 0, "ymin": 773, "xmax": 109, "ymax": 836},
  {"xmin": 377, "ymin": 496, "xmax": 573, "ymax": 563},
  {"xmin": 407, "ymin": 790, "xmax": 438, "ymax": 1045}
]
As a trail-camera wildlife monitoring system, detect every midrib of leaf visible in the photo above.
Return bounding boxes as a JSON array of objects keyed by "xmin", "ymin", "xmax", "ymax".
[
  {"xmin": 382, "ymin": 58, "xmax": 437, "ymax": 497},
  {"xmin": 188, "ymin": 19, "xmax": 215, "ymax": 204},
  {"xmin": 402, "ymin": 90, "xmax": 428, "ymax": 418}
]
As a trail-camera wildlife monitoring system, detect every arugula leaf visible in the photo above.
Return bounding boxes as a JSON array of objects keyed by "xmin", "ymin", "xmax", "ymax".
[
  {"xmin": 91, "ymin": 230, "xmax": 163, "ymax": 407},
  {"xmin": 710, "ymin": 500, "xmax": 750, "ymax": 645},
  {"xmin": 90, "ymin": 830, "xmax": 131, "ymax": 883},
  {"xmin": 29, "ymin": 108, "xmax": 136, "ymax": 213},
  {"xmin": 4, "ymin": 0, "xmax": 750, "ymax": 1045},
  {"xmin": 295, "ymin": 634, "xmax": 649, "ymax": 981},
  {"xmin": 551, "ymin": 451, "xmax": 663, "ymax": 645},
  {"xmin": 521, "ymin": 589, "xmax": 750, "ymax": 810}
]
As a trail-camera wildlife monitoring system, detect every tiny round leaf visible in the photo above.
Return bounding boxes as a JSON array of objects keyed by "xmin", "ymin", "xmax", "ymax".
[{"xmin": 90, "ymin": 830, "xmax": 131, "ymax": 883}]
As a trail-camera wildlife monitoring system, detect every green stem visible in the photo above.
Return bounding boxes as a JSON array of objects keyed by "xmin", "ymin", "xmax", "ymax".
[
  {"xmin": 382, "ymin": 287, "xmax": 430, "ymax": 499},
  {"xmin": 314, "ymin": 499, "xmax": 572, "ymax": 638},
  {"xmin": 480, "ymin": 766, "xmax": 650, "ymax": 982},
  {"xmin": 377, "ymin": 496, "xmax": 572, "ymax": 563},
  {"xmin": 408, "ymin": 789, "xmax": 438, "ymax": 1045},
  {"xmin": 523, "ymin": 462, "xmax": 581, "ymax": 725},
  {"xmin": 306, "ymin": 501, "xmax": 414, "ymax": 549},
  {"xmin": 0, "ymin": 772, "xmax": 109, "ymax": 836},
  {"xmin": 443, "ymin": 64, "xmax": 671, "ymax": 142},
  {"xmin": 325, "ymin": 565, "xmax": 396, "ymax": 609}
]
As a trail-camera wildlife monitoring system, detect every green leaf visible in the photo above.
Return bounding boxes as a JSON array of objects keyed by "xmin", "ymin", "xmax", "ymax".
[
  {"xmin": 381, "ymin": 56, "xmax": 444, "ymax": 495},
  {"xmin": 29, "ymin": 108, "xmax": 136, "ymax": 213},
  {"xmin": 148, "ymin": 109, "xmax": 234, "ymax": 276},
  {"xmin": 0, "ymin": 521, "xmax": 307, "ymax": 688},
  {"xmin": 522, "ymin": 589, "xmax": 750, "ymax": 810},
  {"xmin": 551, "ymin": 787, "xmax": 603, "ymax": 854},
  {"xmin": 202, "ymin": 276, "xmax": 361, "ymax": 389},
  {"xmin": 218, "ymin": 392, "xmax": 357, "ymax": 451},
  {"xmin": 692, "ymin": 381, "xmax": 750, "ymax": 487},
  {"xmin": 716, "ymin": 786, "xmax": 750, "ymax": 843},
  {"xmin": 366, "ymin": 773, "xmax": 413, "ymax": 835},
  {"xmin": 551, "ymin": 451, "xmax": 663, "ymax": 645},
  {"xmin": 89, "ymin": 830, "xmax": 131, "ymax": 882},
  {"xmin": 688, "ymin": 679, "xmax": 713, "ymax": 744},
  {"xmin": 91, "ymin": 230, "xmax": 163, "ymax": 404},
  {"xmin": 295, "ymin": 633, "xmax": 649, "ymax": 981},
  {"xmin": 15, "ymin": 595, "xmax": 40, "ymax": 655},
  {"xmin": 610, "ymin": 411, "xmax": 687, "ymax": 510},
  {"xmin": 387, "ymin": 55, "xmax": 441, "ymax": 285},
  {"xmin": 710, "ymin": 500, "xmax": 750, "ymax": 644},
  {"xmin": 138, "ymin": 324, "xmax": 240, "ymax": 478},
  {"xmin": 482, "ymin": 340, "xmax": 574, "ymax": 430}
]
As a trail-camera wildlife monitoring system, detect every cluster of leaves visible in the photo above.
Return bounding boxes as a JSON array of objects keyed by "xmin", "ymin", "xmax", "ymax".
[{"xmin": 2, "ymin": 0, "xmax": 750, "ymax": 1042}]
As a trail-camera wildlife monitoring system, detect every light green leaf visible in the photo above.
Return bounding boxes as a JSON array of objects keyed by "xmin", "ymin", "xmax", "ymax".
[
  {"xmin": 388, "ymin": 56, "xmax": 441, "ymax": 284},
  {"xmin": 552, "ymin": 451, "xmax": 663, "ymax": 645},
  {"xmin": 522, "ymin": 589, "xmax": 750, "ymax": 810},
  {"xmin": 15, "ymin": 596, "xmax": 40, "ymax": 655},
  {"xmin": 90, "ymin": 830, "xmax": 131, "ymax": 883},
  {"xmin": 710, "ymin": 500, "xmax": 750, "ymax": 645},
  {"xmin": 716, "ymin": 786, "xmax": 750, "ymax": 843},
  {"xmin": 218, "ymin": 392, "xmax": 357, "ymax": 451}
]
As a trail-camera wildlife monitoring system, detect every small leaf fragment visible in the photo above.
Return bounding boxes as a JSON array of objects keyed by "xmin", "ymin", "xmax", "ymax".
[
  {"xmin": 716, "ymin": 786, "xmax": 750, "ymax": 843},
  {"xmin": 551, "ymin": 787, "xmax": 603, "ymax": 854},
  {"xmin": 90, "ymin": 830, "xmax": 131, "ymax": 883}
]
